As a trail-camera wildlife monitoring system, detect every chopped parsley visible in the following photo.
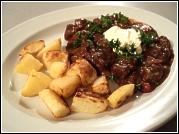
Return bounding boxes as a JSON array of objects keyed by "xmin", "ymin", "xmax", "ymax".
[
  {"xmin": 101, "ymin": 14, "xmax": 113, "ymax": 28},
  {"xmin": 96, "ymin": 43, "xmax": 102, "ymax": 49},
  {"xmin": 73, "ymin": 31, "xmax": 94, "ymax": 48},
  {"xmin": 116, "ymin": 52, "xmax": 143, "ymax": 61},
  {"xmin": 127, "ymin": 43, "xmax": 136, "ymax": 54},
  {"xmin": 73, "ymin": 38, "xmax": 82, "ymax": 48},
  {"xmin": 154, "ymin": 81, "xmax": 159, "ymax": 86},
  {"xmin": 151, "ymin": 73, "xmax": 155, "ymax": 77},
  {"xmin": 113, "ymin": 12, "xmax": 129, "ymax": 24},
  {"xmin": 87, "ymin": 39, "xmax": 93, "ymax": 46},
  {"xmin": 76, "ymin": 31, "xmax": 81, "ymax": 37},
  {"xmin": 86, "ymin": 20, "xmax": 102, "ymax": 34},
  {"xmin": 138, "ymin": 30, "xmax": 157, "ymax": 46},
  {"xmin": 107, "ymin": 75, "xmax": 116, "ymax": 81},
  {"xmin": 135, "ymin": 83, "xmax": 142, "ymax": 90},
  {"xmin": 85, "ymin": 31, "xmax": 93, "ymax": 39},
  {"xmin": 106, "ymin": 39, "xmax": 143, "ymax": 60},
  {"xmin": 107, "ymin": 39, "xmax": 121, "ymax": 51}
]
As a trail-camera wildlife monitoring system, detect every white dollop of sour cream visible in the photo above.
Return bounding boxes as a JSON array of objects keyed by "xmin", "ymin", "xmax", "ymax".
[{"xmin": 103, "ymin": 26, "xmax": 142, "ymax": 54}]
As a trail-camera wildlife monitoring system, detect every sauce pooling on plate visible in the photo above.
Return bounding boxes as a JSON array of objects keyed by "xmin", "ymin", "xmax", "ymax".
[{"xmin": 64, "ymin": 12, "xmax": 174, "ymax": 93}]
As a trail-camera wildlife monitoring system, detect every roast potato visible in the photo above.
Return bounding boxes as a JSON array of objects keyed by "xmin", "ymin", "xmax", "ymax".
[
  {"xmin": 42, "ymin": 50, "xmax": 68, "ymax": 70},
  {"xmin": 19, "ymin": 40, "xmax": 45, "ymax": 56},
  {"xmin": 91, "ymin": 75, "xmax": 110, "ymax": 95},
  {"xmin": 14, "ymin": 53, "xmax": 43, "ymax": 75},
  {"xmin": 66, "ymin": 58, "xmax": 97, "ymax": 86},
  {"xmin": 21, "ymin": 69, "xmax": 52, "ymax": 97},
  {"xmin": 39, "ymin": 89, "xmax": 70, "ymax": 118},
  {"xmin": 36, "ymin": 38, "xmax": 62, "ymax": 61},
  {"xmin": 107, "ymin": 84, "xmax": 135, "ymax": 108},
  {"xmin": 70, "ymin": 88, "xmax": 108, "ymax": 114},
  {"xmin": 49, "ymin": 75, "xmax": 81, "ymax": 98},
  {"xmin": 49, "ymin": 62, "xmax": 68, "ymax": 78}
]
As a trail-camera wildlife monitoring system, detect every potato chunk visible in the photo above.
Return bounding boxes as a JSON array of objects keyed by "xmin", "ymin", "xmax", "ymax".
[
  {"xmin": 107, "ymin": 84, "xmax": 134, "ymax": 108},
  {"xmin": 36, "ymin": 38, "xmax": 61, "ymax": 61},
  {"xmin": 66, "ymin": 58, "xmax": 97, "ymax": 86},
  {"xmin": 42, "ymin": 50, "xmax": 68, "ymax": 69},
  {"xmin": 70, "ymin": 88, "xmax": 108, "ymax": 114},
  {"xmin": 19, "ymin": 40, "xmax": 45, "ymax": 56},
  {"xmin": 49, "ymin": 75, "xmax": 81, "ymax": 98},
  {"xmin": 14, "ymin": 53, "xmax": 43, "ymax": 75},
  {"xmin": 49, "ymin": 62, "xmax": 68, "ymax": 78},
  {"xmin": 39, "ymin": 89, "xmax": 70, "ymax": 118},
  {"xmin": 91, "ymin": 75, "xmax": 110, "ymax": 95},
  {"xmin": 21, "ymin": 69, "xmax": 52, "ymax": 97}
]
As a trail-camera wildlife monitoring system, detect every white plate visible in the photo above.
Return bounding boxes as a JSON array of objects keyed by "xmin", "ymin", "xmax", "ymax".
[{"xmin": 2, "ymin": 5, "xmax": 177, "ymax": 132}]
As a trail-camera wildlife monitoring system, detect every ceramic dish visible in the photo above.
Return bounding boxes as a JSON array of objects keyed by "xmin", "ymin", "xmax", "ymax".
[{"xmin": 2, "ymin": 5, "xmax": 177, "ymax": 132}]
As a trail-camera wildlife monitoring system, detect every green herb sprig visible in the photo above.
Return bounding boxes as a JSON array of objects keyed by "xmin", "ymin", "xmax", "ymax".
[
  {"xmin": 113, "ymin": 12, "xmax": 129, "ymax": 24},
  {"xmin": 138, "ymin": 30, "xmax": 157, "ymax": 46},
  {"xmin": 73, "ymin": 38, "xmax": 82, "ymax": 48},
  {"xmin": 107, "ymin": 39, "xmax": 121, "ymax": 51},
  {"xmin": 108, "ymin": 75, "xmax": 116, "ymax": 81},
  {"xmin": 85, "ymin": 31, "xmax": 93, "ymax": 39},
  {"xmin": 135, "ymin": 83, "xmax": 142, "ymax": 90},
  {"xmin": 101, "ymin": 14, "xmax": 113, "ymax": 28},
  {"xmin": 73, "ymin": 31, "xmax": 95, "ymax": 48},
  {"xmin": 106, "ymin": 39, "xmax": 143, "ymax": 60},
  {"xmin": 86, "ymin": 20, "xmax": 102, "ymax": 34},
  {"xmin": 87, "ymin": 39, "xmax": 93, "ymax": 46}
]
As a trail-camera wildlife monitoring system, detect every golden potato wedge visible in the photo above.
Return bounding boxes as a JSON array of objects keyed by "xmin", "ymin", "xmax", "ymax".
[
  {"xmin": 49, "ymin": 62, "xmax": 68, "ymax": 79},
  {"xmin": 19, "ymin": 40, "xmax": 45, "ymax": 56},
  {"xmin": 70, "ymin": 88, "xmax": 108, "ymax": 114},
  {"xmin": 66, "ymin": 58, "xmax": 97, "ymax": 86},
  {"xmin": 42, "ymin": 50, "xmax": 68, "ymax": 69},
  {"xmin": 49, "ymin": 75, "xmax": 81, "ymax": 98},
  {"xmin": 14, "ymin": 53, "xmax": 43, "ymax": 75},
  {"xmin": 36, "ymin": 38, "xmax": 62, "ymax": 61},
  {"xmin": 21, "ymin": 69, "xmax": 52, "ymax": 97},
  {"xmin": 107, "ymin": 84, "xmax": 135, "ymax": 108},
  {"xmin": 39, "ymin": 89, "xmax": 70, "ymax": 118},
  {"xmin": 91, "ymin": 75, "xmax": 110, "ymax": 95}
]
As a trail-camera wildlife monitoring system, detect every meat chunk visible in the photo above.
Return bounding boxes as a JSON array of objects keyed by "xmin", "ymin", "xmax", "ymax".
[
  {"xmin": 70, "ymin": 47, "xmax": 88, "ymax": 63},
  {"xmin": 64, "ymin": 24, "xmax": 75, "ymax": 41},
  {"xmin": 86, "ymin": 45, "xmax": 117, "ymax": 76},
  {"xmin": 146, "ymin": 36, "xmax": 173, "ymax": 64},
  {"xmin": 110, "ymin": 58, "xmax": 137, "ymax": 84},
  {"xmin": 140, "ymin": 56, "xmax": 164, "ymax": 83},
  {"xmin": 74, "ymin": 19, "xmax": 87, "ymax": 31}
]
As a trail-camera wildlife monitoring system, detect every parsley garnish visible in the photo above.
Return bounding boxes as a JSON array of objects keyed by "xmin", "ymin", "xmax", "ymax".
[
  {"xmin": 106, "ymin": 40, "xmax": 143, "ymax": 60},
  {"xmin": 86, "ymin": 20, "xmax": 102, "ymax": 34},
  {"xmin": 108, "ymin": 75, "xmax": 116, "ymax": 81},
  {"xmin": 127, "ymin": 43, "xmax": 136, "ymax": 54},
  {"xmin": 113, "ymin": 12, "xmax": 129, "ymax": 24},
  {"xmin": 154, "ymin": 81, "xmax": 159, "ymax": 86},
  {"xmin": 87, "ymin": 39, "xmax": 93, "ymax": 46},
  {"xmin": 135, "ymin": 83, "xmax": 142, "ymax": 90},
  {"xmin": 101, "ymin": 14, "xmax": 112, "ymax": 28},
  {"xmin": 139, "ymin": 30, "xmax": 157, "ymax": 46},
  {"xmin": 97, "ymin": 43, "xmax": 102, "ymax": 49},
  {"xmin": 119, "ymin": 43, "xmax": 136, "ymax": 54},
  {"xmin": 85, "ymin": 31, "xmax": 93, "ymax": 39},
  {"xmin": 116, "ymin": 52, "xmax": 143, "ymax": 61},
  {"xmin": 151, "ymin": 73, "xmax": 155, "ymax": 77},
  {"xmin": 76, "ymin": 31, "xmax": 81, "ymax": 37},
  {"xmin": 108, "ymin": 39, "xmax": 121, "ymax": 51},
  {"xmin": 73, "ymin": 38, "xmax": 82, "ymax": 48}
]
